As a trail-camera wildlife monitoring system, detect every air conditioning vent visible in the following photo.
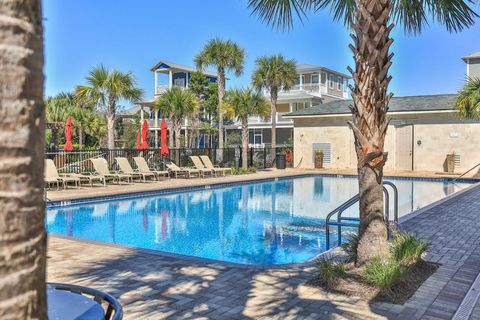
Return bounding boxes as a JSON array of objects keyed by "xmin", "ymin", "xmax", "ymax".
[{"xmin": 454, "ymin": 154, "xmax": 461, "ymax": 167}]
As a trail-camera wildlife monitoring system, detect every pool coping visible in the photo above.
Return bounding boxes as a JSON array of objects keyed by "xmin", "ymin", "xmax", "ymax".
[{"xmin": 47, "ymin": 174, "xmax": 480, "ymax": 270}]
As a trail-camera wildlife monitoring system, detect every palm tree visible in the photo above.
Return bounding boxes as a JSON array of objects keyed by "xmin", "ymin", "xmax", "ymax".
[
  {"xmin": 155, "ymin": 87, "xmax": 198, "ymax": 148},
  {"xmin": 0, "ymin": 0, "xmax": 47, "ymax": 318},
  {"xmin": 75, "ymin": 65, "xmax": 144, "ymax": 149},
  {"xmin": 248, "ymin": 0, "xmax": 477, "ymax": 264},
  {"xmin": 456, "ymin": 77, "xmax": 480, "ymax": 119},
  {"xmin": 45, "ymin": 93, "xmax": 71, "ymax": 149},
  {"xmin": 226, "ymin": 88, "xmax": 269, "ymax": 168},
  {"xmin": 251, "ymin": 54, "xmax": 297, "ymax": 151},
  {"xmin": 195, "ymin": 38, "xmax": 245, "ymax": 150}
]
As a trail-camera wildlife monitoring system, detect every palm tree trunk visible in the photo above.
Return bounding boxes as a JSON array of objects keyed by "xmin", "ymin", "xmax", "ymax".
[
  {"xmin": 217, "ymin": 69, "xmax": 225, "ymax": 150},
  {"xmin": 0, "ymin": 0, "xmax": 47, "ymax": 318},
  {"xmin": 241, "ymin": 117, "xmax": 249, "ymax": 168},
  {"xmin": 270, "ymin": 90, "xmax": 278, "ymax": 157},
  {"xmin": 106, "ymin": 100, "xmax": 116, "ymax": 149},
  {"xmin": 78, "ymin": 128, "xmax": 84, "ymax": 150},
  {"xmin": 348, "ymin": 0, "xmax": 393, "ymax": 265}
]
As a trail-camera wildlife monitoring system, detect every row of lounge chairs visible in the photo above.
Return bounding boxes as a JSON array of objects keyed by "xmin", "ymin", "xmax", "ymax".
[{"xmin": 45, "ymin": 155, "xmax": 232, "ymax": 189}]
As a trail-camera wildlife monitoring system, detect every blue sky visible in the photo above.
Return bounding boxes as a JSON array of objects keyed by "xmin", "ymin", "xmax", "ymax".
[{"xmin": 44, "ymin": 0, "xmax": 480, "ymax": 105}]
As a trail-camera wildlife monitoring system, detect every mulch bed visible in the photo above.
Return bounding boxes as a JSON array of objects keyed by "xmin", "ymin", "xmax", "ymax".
[{"xmin": 307, "ymin": 260, "xmax": 439, "ymax": 304}]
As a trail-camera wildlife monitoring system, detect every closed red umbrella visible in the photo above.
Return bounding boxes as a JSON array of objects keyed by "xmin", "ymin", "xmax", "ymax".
[
  {"xmin": 141, "ymin": 120, "xmax": 149, "ymax": 150},
  {"xmin": 136, "ymin": 133, "xmax": 142, "ymax": 150},
  {"xmin": 64, "ymin": 116, "xmax": 74, "ymax": 151},
  {"xmin": 160, "ymin": 120, "xmax": 169, "ymax": 156}
]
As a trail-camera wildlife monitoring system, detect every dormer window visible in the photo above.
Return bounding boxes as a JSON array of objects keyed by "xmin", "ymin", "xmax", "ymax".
[
  {"xmin": 328, "ymin": 74, "xmax": 334, "ymax": 89},
  {"xmin": 337, "ymin": 76, "xmax": 343, "ymax": 91}
]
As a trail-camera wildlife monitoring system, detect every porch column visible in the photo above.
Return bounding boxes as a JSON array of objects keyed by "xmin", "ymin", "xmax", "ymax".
[
  {"xmin": 318, "ymin": 72, "xmax": 321, "ymax": 94},
  {"xmin": 299, "ymin": 73, "xmax": 303, "ymax": 89},
  {"xmin": 289, "ymin": 102, "xmax": 293, "ymax": 112},
  {"xmin": 154, "ymin": 70, "xmax": 158, "ymax": 94},
  {"xmin": 154, "ymin": 110, "xmax": 159, "ymax": 148},
  {"xmin": 140, "ymin": 106, "xmax": 144, "ymax": 123}
]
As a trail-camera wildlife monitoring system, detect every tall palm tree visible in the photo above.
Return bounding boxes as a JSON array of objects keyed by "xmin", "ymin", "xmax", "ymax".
[
  {"xmin": 195, "ymin": 38, "xmax": 245, "ymax": 150},
  {"xmin": 0, "ymin": 0, "xmax": 47, "ymax": 318},
  {"xmin": 248, "ymin": 0, "xmax": 478, "ymax": 264},
  {"xmin": 456, "ymin": 77, "xmax": 480, "ymax": 118},
  {"xmin": 251, "ymin": 54, "xmax": 298, "ymax": 151},
  {"xmin": 155, "ymin": 87, "xmax": 198, "ymax": 148},
  {"xmin": 75, "ymin": 65, "xmax": 144, "ymax": 149},
  {"xmin": 226, "ymin": 88, "xmax": 269, "ymax": 168}
]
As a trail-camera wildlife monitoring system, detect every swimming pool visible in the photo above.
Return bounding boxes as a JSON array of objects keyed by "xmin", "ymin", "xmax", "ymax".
[{"xmin": 46, "ymin": 175, "xmax": 474, "ymax": 265}]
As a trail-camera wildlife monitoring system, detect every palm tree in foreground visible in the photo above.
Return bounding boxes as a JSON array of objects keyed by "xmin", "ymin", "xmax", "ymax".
[
  {"xmin": 75, "ymin": 65, "xmax": 144, "ymax": 149},
  {"xmin": 248, "ymin": 0, "xmax": 478, "ymax": 264},
  {"xmin": 155, "ymin": 87, "xmax": 198, "ymax": 148},
  {"xmin": 226, "ymin": 88, "xmax": 269, "ymax": 168},
  {"xmin": 252, "ymin": 54, "xmax": 297, "ymax": 151},
  {"xmin": 456, "ymin": 77, "xmax": 480, "ymax": 119},
  {"xmin": 195, "ymin": 38, "xmax": 245, "ymax": 150},
  {"xmin": 0, "ymin": 0, "xmax": 47, "ymax": 318}
]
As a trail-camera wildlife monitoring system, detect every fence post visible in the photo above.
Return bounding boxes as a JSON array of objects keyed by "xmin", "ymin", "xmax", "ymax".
[
  {"xmin": 249, "ymin": 147, "xmax": 253, "ymax": 168},
  {"xmin": 263, "ymin": 147, "xmax": 267, "ymax": 169}
]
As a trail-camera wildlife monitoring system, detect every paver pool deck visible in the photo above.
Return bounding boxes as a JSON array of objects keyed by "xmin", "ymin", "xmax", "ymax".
[{"xmin": 47, "ymin": 170, "xmax": 480, "ymax": 319}]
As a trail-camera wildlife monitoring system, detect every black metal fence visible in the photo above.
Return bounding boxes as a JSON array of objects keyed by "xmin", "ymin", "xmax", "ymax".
[{"xmin": 45, "ymin": 147, "xmax": 293, "ymax": 174}]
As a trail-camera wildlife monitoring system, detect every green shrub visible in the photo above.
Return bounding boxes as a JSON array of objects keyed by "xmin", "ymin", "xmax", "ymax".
[
  {"xmin": 390, "ymin": 231, "xmax": 429, "ymax": 266},
  {"xmin": 341, "ymin": 233, "xmax": 359, "ymax": 263},
  {"xmin": 239, "ymin": 168, "xmax": 249, "ymax": 174},
  {"xmin": 316, "ymin": 258, "xmax": 346, "ymax": 284},
  {"xmin": 363, "ymin": 258, "xmax": 408, "ymax": 289},
  {"xmin": 248, "ymin": 166, "xmax": 257, "ymax": 173}
]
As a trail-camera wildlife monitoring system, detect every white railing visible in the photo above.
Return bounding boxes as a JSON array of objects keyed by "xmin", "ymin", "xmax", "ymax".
[
  {"xmin": 247, "ymin": 113, "xmax": 293, "ymax": 125},
  {"xmin": 155, "ymin": 85, "xmax": 169, "ymax": 95}
]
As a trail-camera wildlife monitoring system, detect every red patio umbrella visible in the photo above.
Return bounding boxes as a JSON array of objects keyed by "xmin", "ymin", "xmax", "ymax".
[
  {"xmin": 160, "ymin": 120, "xmax": 169, "ymax": 156},
  {"xmin": 141, "ymin": 120, "xmax": 149, "ymax": 150},
  {"xmin": 136, "ymin": 133, "xmax": 142, "ymax": 150},
  {"xmin": 64, "ymin": 116, "xmax": 74, "ymax": 152}
]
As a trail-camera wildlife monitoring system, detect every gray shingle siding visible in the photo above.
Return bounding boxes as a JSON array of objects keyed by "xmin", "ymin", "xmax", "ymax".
[{"xmin": 287, "ymin": 94, "xmax": 457, "ymax": 117}]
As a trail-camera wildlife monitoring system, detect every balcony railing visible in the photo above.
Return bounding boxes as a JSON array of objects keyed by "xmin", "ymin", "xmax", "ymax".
[{"xmin": 247, "ymin": 112, "xmax": 293, "ymax": 125}]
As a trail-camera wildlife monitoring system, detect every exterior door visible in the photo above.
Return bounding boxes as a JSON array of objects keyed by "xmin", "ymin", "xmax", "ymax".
[{"xmin": 395, "ymin": 125, "xmax": 413, "ymax": 170}]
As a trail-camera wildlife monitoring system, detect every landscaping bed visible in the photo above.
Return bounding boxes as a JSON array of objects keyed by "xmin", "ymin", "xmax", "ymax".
[
  {"xmin": 307, "ymin": 231, "xmax": 438, "ymax": 304},
  {"xmin": 308, "ymin": 259, "xmax": 438, "ymax": 304}
]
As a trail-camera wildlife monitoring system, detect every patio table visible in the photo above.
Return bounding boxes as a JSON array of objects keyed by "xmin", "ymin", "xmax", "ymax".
[{"xmin": 47, "ymin": 287, "xmax": 105, "ymax": 320}]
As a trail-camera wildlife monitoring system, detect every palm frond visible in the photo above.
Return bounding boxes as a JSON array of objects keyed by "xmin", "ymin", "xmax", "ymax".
[
  {"xmin": 456, "ymin": 77, "xmax": 480, "ymax": 119},
  {"xmin": 248, "ymin": 0, "xmax": 314, "ymax": 30}
]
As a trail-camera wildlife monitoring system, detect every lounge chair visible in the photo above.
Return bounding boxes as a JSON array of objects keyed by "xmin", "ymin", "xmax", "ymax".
[
  {"xmin": 45, "ymin": 159, "xmax": 80, "ymax": 189},
  {"xmin": 133, "ymin": 157, "xmax": 169, "ymax": 180},
  {"xmin": 115, "ymin": 157, "xmax": 155, "ymax": 182},
  {"xmin": 165, "ymin": 162, "xmax": 201, "ymax": 179},
  {"xmin": 90, "ymin": 158, "xmax": 133, "ymax": 184},
  {"xmin": 199, "ymin": 155, "xmax": 232, "ymax": 176},
  {"xmin": 189, "ymin": 156, "xmax": 214, "ymax": 178}
]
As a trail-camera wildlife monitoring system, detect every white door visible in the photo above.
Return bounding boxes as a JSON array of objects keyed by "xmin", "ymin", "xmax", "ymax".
[{"xmin": 395, "ymin": 125, "xmax": 413, "ymax": 171}]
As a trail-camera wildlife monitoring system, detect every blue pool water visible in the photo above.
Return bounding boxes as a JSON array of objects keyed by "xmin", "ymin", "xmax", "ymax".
[{"xmin": 46, "ymin": 175, "xmax": 473, "ymax": 265}]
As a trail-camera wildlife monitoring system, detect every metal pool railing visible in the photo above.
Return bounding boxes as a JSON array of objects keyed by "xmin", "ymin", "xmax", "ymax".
[{"xmin": 325, "ymin": 181, "xmax": 399, "ymax": 250}]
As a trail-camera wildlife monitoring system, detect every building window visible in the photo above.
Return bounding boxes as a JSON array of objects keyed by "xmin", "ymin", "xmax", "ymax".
[
  {"xmin": 249, "ymin": 129, "xmax": 263, "ymax": 145},
  {"xmin": 328, "ymin": 74, "xmax": 334, "ymax": 89},
  {"xmin": 344, "ymin": 79, "xmax": 348, "ymax": 92},
  {"xmin": 337, "ymin": 77, "xmax": 342, "ymax": 91},
  {"xmin": 312, "ymin": 143, "xmax": 332, "ymax": 164},
  {"xmin": 311, "ymin": 74, "xmax": 319, "ymax": 84}
]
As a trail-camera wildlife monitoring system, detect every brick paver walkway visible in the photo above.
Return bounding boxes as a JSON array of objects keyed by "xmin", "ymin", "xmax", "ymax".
[{"xmin": 47, "ymin": 183, "xmax": 480, "ymax": 319}]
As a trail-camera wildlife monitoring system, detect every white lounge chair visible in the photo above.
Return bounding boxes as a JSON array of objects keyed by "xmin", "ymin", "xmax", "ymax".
[
  {"xmin": 189, "ymin": 156, "xmax": 214, "ymax": 178},
  {"xmin": 45, "ymin": 159, "xmax": 80, "ymax": 189},
  {"xmin": 90, "ymin": 158, "xmax": 133, "ymax": 184},
  {"xmin": 115, "ymin": 157, "xmax": 155, "ymax": 182},
  {"xmin": 199, "ymin": 155, "xmax": 232, "ymax": 176},
  {"xmin": 133, "ymin": 157, "xmax": 169, "ymax": 180},
  {"xmin": 166, "ymin": 162, "xmax": 201, "ymax": 179}
]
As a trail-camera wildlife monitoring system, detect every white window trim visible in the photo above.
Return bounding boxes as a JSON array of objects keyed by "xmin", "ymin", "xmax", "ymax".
[
  {"xmin": 337, "ymin": 76, "xmax": 342, "ymax": 91},
  {"xmin": 311, "ymin": 74, "xmax": 319, "ymax": 84},
  {"xmin": 328, "ymin": 75, "xmax": 334, "ymax": 89}
]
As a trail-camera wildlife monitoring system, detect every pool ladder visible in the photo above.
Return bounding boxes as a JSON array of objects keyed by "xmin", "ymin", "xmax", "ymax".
[{"xmin": 325, "ymin": 181, "xmax": 399, "ymax": 250}]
